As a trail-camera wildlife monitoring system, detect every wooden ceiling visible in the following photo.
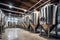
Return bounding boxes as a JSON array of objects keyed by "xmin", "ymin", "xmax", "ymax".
[
  {"xmin": 0, "ymin": 0, "xmax": 59, "ymax": 15},
  {"xmin": 0, "ymin": 0, "xmax": 51, "ymax": 10},
  {"xmin": 0, "ymin": 0, "xmax": 39, "ymax": 9}
]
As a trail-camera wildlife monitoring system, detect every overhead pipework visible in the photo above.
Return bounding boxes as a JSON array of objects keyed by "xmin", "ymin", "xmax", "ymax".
[
  {"xmin": 27, "ymin": 0, "xmax": 42, "ymax": 11},
  {"xmin": 27, "ymin": 0, "xmax": 51, "ymax": 14},
  {"xmin": 0, "ymin": 3, "xmax": 27, "ymax": 12},
  {"xmin": 34, "ymin": 0, "xmax": 50, "ymax": 10},
  {"xmin": 1, "ymin": 8, "xmax": 25, "ymax": 15}
]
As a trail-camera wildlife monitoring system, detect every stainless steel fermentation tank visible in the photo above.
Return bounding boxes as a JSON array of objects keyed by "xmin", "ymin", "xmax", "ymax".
[
  {"xmin": 5, "ymin": 17, "xmax": 25, "ymax": 28},
  {"xmin": 39, "ymin": 4, "xmax": 58, "ymax": 37},
  {"xmin": 29, "ymin": 11, "xmax": 39, "ymax": 32},
  {"xmin": 4, "ymin": 14, "xmax": 30, "ymax": 29},
  {"xmin": 0, "ymin": 9, "xmax": 5, "ymax": 36},
  {"xmin": 23, "ymin": 15, "xmax": 30, "ymax": 29}
]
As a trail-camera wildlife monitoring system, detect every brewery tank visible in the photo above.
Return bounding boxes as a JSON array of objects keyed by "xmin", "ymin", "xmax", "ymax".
[{"xmin": 39, "ymin": 4, "xmax": 57, "ymax": 32}]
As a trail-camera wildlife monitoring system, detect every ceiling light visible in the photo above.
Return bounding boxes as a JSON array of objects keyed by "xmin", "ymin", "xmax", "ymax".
[
  {"xmin": 24, "ymin": 10, "xmax": 27, "ymax": 12},
  {"xmin": 9, "ymin": 5, "xmax": 13, "ymax": 8}
]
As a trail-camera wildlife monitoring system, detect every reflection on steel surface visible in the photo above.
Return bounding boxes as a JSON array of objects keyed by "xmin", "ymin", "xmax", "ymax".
[{"xmin": 40, "ymin": 4, "xmax": 57, "ymax": 25}]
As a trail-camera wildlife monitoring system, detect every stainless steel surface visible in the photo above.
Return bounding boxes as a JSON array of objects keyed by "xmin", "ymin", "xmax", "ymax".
[
  {"xmin": 40, "ymin": 4, "xmax": 57, "ymax": 25},
  {"xmin": 39, "ymin": 4, "xmax": 58, "ymax": 36},
  {"xmin": 0, "ymin": 9, "xmax": 5, "ymax": 35},
  {"xmin": 0, "ymin": 9, "xmax": 5, "ymax": 26},
  {"xmin": 30, "ymin": 11, "xmax": 39, "ymax": 25},
  {"xmin": 4, "ymin": 15, "xmax": 29, "ymax": 28}
]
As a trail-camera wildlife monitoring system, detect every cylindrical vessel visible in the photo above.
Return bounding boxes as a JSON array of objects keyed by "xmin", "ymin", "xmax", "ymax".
[
  {"xmin": 0, "ymin": 9, "xmax": 5, "ymax": 26},
  {"xmin": 39, "ymin": 4, "xmax": 57, "ymax": 32},
  {"xmin": 23, "ymin": 15, "xmax": 30, "ymax": 29},
  {"xmin": 29, "ymin": 10, "xmax": 39, "ymax": 31},
  {"xmin": 0, "ymin": 9, "xmax": 5, "ymax": 33}
]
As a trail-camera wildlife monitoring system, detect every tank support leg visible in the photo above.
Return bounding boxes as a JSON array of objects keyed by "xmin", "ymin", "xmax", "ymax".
[
  {"xmin": 55, "ymin": 26, "xmax": 58, "ymax": 36},
  {"xmin": 0, "ymin": 26, "xmax": 2, "ymax": 39},
  {"xmin": 33, "ymin": 27, "xmax": 35, "ymax": 33},
  {"xmin": 48, "ymin": 27, "xmax": 50, "ymax": 38},
  {"xmin": 40, "ymin": 26, "xmax": 42, "ymax": 35}
]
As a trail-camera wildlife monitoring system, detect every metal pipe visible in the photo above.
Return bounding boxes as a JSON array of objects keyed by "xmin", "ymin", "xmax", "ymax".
[
  {"xmin": 0, "ymin": 0, "xmax": 50, "ymax": 14},
  {"xmin": 34, "ymin": 0, "xmax": 50, "ymax": 10},
  {"xmin": 28, "ymin": 0, "xmax": 42, "ymax": 11},
  {"xmin": 1, "ymin": 8, "xmax": 25, "ymax": 14},
  {"xmin": 27, "ymin": 0, "xmax": 50, "ymax": 13},
  {"xmin": 0, "ymin": 3, "xmax": 27, "ymax": 12}
]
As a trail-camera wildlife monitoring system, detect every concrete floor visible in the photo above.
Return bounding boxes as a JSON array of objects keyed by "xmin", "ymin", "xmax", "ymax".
[{"xmin": 0, "ymin": 28, "xmax": 60, "ymax": 40}]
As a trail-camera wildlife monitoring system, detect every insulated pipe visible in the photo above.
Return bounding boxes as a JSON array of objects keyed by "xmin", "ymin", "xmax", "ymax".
[
  {"xmin": 0, "ymin": 3, "xmax": 27, "ymax": 12},
  {"xmin": 1, "ymin": 8, "xmax": 25, "ymax": 14}
]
